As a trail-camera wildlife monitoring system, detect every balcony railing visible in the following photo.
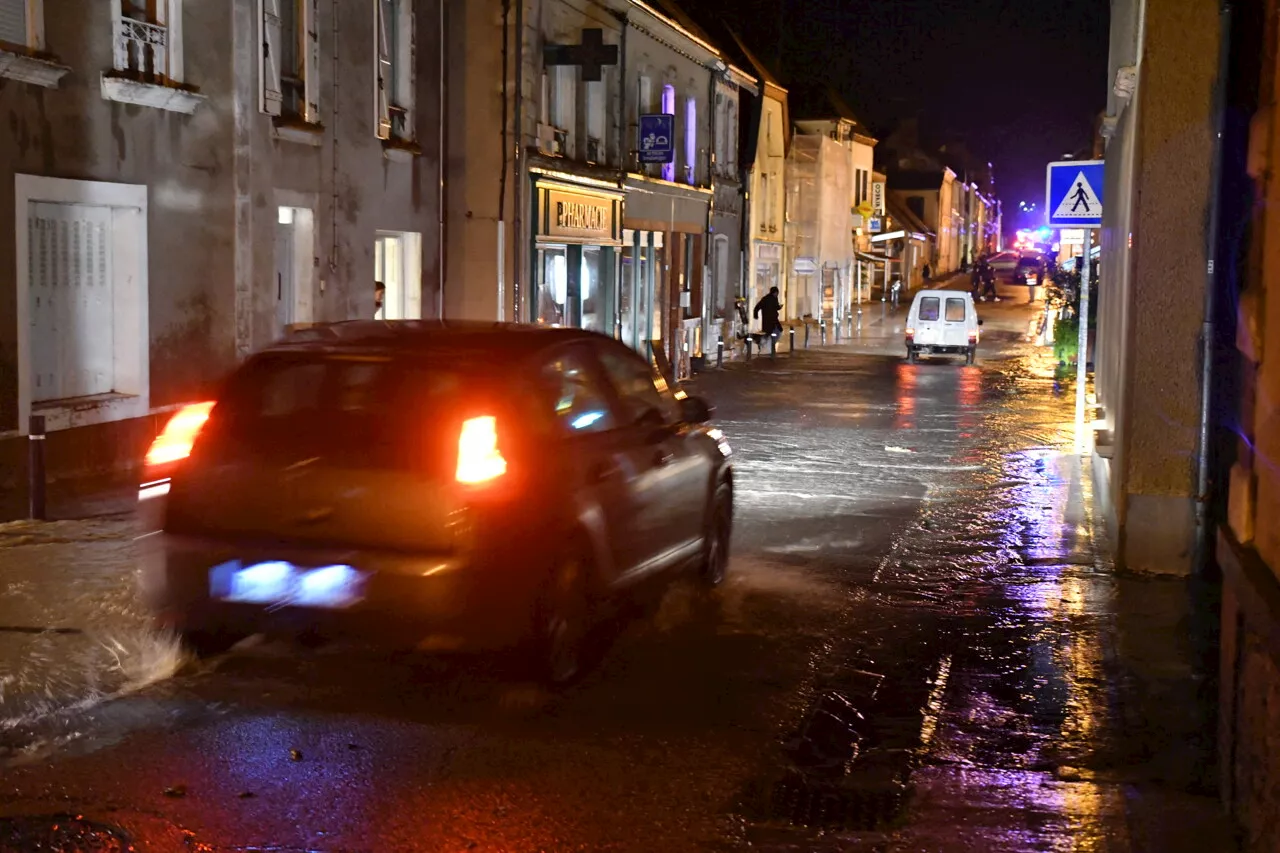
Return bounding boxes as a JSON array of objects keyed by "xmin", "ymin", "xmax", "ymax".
[{"xmin": 114, "ymin": 17, "xmax": 167, "ymax": 81}]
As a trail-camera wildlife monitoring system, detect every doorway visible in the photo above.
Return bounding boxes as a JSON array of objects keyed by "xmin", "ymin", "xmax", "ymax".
[
  {"xmin": 374, "ymin": 230, "xmax": 423, "ymax": 320},
  {"xmin": 275, "ymin": 206, "xmax": 314, "ymax": 339}
]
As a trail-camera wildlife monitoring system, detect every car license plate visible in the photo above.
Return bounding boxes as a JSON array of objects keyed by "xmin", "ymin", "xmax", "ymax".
[{"xmin": 209, "ymin": 560, "xmax": 366, "ymax": 609}]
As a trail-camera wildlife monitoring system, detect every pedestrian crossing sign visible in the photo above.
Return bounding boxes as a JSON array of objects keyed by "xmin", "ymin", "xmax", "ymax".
[{"xmin": 1045, "ymin": 160, "xmax": 1104, "ymax": 228}]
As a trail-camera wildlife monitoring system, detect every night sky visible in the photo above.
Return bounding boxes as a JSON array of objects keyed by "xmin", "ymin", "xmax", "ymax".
[{"xmin": 682, "ymin": 0, "xmax": 1112, "ymax": 231}]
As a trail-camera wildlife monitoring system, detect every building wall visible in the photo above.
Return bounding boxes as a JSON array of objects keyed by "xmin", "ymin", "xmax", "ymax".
[
  {"xmin": 1098, "ymin": 0, "xmax": 1220, "ymax": 574},
  {"xmin": 0, "ymin": 0, "xmax": 236, "ymax": 436},
  {"xmin": 0, "ymin": 0, "xmax": 443, "ymax": 515},
  {"xmin": 1220, "ymin": 0, "xmax": 1280, "ymax": 843}
]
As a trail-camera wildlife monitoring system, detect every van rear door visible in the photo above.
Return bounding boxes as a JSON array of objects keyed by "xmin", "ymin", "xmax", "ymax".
[
  {"xmin": 913, "ymin": 296, "xmax": 942, "ymax": 345},
  {"xmin": 942, "ymin": 297, "xmax": 969, "ymax": 347}
]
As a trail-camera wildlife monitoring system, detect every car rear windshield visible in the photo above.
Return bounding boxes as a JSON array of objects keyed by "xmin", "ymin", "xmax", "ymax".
[
  {"xmin": 201, "ymin": 353, "xmax": 489, "ymax": 471},
  {"xmin": 918, "ymin": 297, "xmax": 940, "ymax": 322},
  {"xmin": 945, "ymin": 298, "xmax": 967, "ymax": 322}
]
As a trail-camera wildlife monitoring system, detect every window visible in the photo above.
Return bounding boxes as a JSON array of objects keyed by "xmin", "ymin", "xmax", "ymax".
[
  {"xmin": 101, "ymin": 0, "xmax": 202, "ymax": 110},
  {"xmin": 375, "ymin": 0, "xmax": 415, "ymax": 142},
  {"xmin": 945, "ymin": 298, "xmax": 967, "ymax": 322},
  {"xmin": 544, "ymin": 350, "xmax": 615, "ymax": 434},
  {"xmin": 918, "ymin": 297, "xmax": 940, "ymax": 322},
  {"xmin": 261, "ymin": 0, "xmax": 320, "ymax": 123},
  {"xmin": 112, "ymin": 0, "xmax": 182, "ymax": 83},
  {"xmin": 0, "ymin": 1, "xmax": 68, "ymax": 88},
  {"xmin": 212, "ymin": 356, "xmax": 467, "ymax": 471},
  {"xmin": 660, "ymin": 84, "xmax": 675, "ymax": 182},
  {"xmin": 683, "ymin": 96, "xmax": 697, "ymax": 185},
  {"xmin": 550, "ymin": 65, "xmax": 575, "ymax": 155},
  {"xmin": 585, "ymin": 77, "xmax": 605, "ymax": 163},
  {"xmin": 16, "ymin": 175, "xmax": 150, "ymax": 434},
  {"xmin": 597, "ymin": 343, "xmax": 679, "ymax": 427}
]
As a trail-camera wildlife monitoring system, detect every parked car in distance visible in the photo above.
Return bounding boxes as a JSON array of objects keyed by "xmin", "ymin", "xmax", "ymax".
[
  {"xmin": 905, "ymin": 290, "xmax": 984, "ymax": 365},
  {"xmin": 137, "ymin": 322, "xmax": 734, "ymax": 684},
  {"xmin": 987, "ymin": 251, "xmax": 1019, "ymax": 278}
]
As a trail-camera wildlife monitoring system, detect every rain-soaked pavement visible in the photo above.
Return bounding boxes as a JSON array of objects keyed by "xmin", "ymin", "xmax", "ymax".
[{"xmin": 0, "ymin": 286, "xmax": 1235, "ymax": 851}]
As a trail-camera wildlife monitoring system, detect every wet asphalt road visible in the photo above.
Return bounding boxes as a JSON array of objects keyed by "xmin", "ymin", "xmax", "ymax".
[{"xmin": 0, "ymin": 291, "xmax": 1229, "ymax": 851}]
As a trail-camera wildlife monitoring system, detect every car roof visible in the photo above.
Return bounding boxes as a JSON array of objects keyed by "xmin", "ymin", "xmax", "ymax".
[{"xmin": 259, "ymin": 320, "xmax": 611, "ymax": 364}]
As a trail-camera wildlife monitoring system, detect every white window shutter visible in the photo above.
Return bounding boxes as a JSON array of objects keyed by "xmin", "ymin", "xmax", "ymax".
[
  {"xmin": 261, "ymin": 0, "xmax": 284, "ymax": 115},
  {"xmin": 304, "ymin": 0, "xmax": 320, "ymax": 122},
  {"xmin": 398, "ymin": 0, "xmax": 415, "ymax": 122},
  {"xmin": 0, "ymin": 0, "xmax": 28, "ymax": 48},
  {"xmin": 375, "ymin": 0, "xmax": 391, "ymax": 138}
]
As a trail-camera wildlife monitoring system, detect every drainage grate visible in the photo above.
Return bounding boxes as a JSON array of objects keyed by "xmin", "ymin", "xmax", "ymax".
[
  {"xmin": 740, "ymin": 770, "xmax": 910, "ymax": 831},
  {"xmin": 0, "ymin": 814, "xmax": 133, "ymax": 853}
]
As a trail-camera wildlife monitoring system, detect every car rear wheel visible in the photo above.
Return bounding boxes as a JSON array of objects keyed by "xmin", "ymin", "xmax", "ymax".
[
  {"xmin": 966, "ymin": 347, "xmax": 976, "ymax": 365},
  {"xmin": 909, "ymin": 348, "xmax": 919, "ymax": 364},
  {"xmin": 699, "ymin": 485, "xmax": 732, "ymax": 587},
  {"xmin": 537, "ymin": 549, "xmax": 592, "ymax": 686}
]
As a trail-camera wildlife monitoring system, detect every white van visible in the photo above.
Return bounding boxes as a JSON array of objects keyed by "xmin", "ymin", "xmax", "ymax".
[{"xmin": 905, "ymin": 290, "xmax": 983, "ymax": 364}]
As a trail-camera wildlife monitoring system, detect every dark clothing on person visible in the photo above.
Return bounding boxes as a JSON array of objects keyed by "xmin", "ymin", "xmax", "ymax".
[{"xmin": 753, "ymin": 292, "xmax": 782, "ymax": 336}]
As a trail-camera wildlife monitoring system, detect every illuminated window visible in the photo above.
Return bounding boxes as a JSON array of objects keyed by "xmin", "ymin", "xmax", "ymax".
[{"xmin": 661, "ymin": 84, "xmax": 675, "ymax": 182}]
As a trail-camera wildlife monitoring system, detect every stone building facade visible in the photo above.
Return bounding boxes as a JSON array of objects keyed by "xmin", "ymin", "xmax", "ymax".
[{"xmin": 0, "ymin": 0, "xmax": 445, "ymax": 518}]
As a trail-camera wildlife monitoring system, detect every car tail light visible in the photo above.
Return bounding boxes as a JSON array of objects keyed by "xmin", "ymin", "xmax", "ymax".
[
  {"xmin": 455, "ymin": 416, "xmax": 507, "ymax": 484},
  {"xmin": 145, "ymin": 402, "xmax": 215, "ymax": 466},
  {"xmin": 905, "ymin": 327, "xmax": 915, "ymax": 340}
]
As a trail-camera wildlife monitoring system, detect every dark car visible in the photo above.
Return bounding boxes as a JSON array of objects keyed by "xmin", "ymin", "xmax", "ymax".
[{"xmin": 137, "ymin": 322, "xmax": 734, "ymax": 684}]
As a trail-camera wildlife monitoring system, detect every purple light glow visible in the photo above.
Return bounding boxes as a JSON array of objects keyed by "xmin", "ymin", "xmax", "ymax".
[{"xmin": 661, "ymin": 85, "xmax": 675, "ymax": 182}]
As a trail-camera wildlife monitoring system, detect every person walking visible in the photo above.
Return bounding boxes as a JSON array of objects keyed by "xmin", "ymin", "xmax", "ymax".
[
  {"xmin": 981, "ymin": 258, "xmax": 1000, "ymax": 302},
  {"xmin": 753, "ymin": 286, "xmax": 783, "ymax": 339}
]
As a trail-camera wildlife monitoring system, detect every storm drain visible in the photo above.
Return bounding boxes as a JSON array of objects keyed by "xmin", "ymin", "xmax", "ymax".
[
  {"xmin": 740, "ymin": 769, "xmax": 910, "ymax": 831},
  {"xmin": 0, "ymin": 814, "xmax": 132, "ymax": 853}
]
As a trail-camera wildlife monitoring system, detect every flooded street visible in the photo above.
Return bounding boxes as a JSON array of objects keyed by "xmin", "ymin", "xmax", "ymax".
[{"xmin": 0, "ymin": 297, "xmax": 1229, "ymax": 851}]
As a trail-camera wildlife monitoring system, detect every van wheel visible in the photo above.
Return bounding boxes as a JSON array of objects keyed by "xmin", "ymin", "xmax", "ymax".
[
  {"xmin": 966, "ymin": 347, "xmax": 976, "ymax": 365},
  {"xmin": 909, "ymin": 349, "xmax": 919, "ymax": 365}
]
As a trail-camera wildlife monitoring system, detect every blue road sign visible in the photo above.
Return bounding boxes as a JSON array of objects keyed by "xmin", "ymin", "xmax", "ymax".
[
  {"xmin": 1046, "ymin": 160, "xmax": 1104, "ymax": 228},
  {"xmin": 638, "ymin": 114, "xmax": 674, "ymax": 164}
]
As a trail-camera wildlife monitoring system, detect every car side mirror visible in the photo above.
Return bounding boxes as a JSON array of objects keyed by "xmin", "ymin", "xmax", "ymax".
[{"xmin": 679, "ymin": 395, "xmax": 714, "ymax": 425}]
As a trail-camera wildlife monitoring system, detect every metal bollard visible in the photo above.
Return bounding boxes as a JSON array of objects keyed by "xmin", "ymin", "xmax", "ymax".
[
  {"xmin": 770, "ymin": 334, "xmax": 777, "ymax": 359},
  {"xmin": 28, "ymin": 414, "xmax": 46, "ymax": 521},
  {"xmin": 835, "ymin": 320, "xmax": 841, "ymax": 343},
  {"xmin": 804, "ymin": 324, "xmax": 810, "ymax": 348},
  {"xmin": 745, "ymin": 337, "xmax": 753, "ymax": 361},
  {"xmin": 789, "ymin": 327, "xmax": 796, "ymax": 353},
  {"xmin": 820, "ymin": 320, "xmax": 827, "ymax": 346},
  {"xmin": 717, "ymin": 339, "xmax": 724, "ymax": 368}
]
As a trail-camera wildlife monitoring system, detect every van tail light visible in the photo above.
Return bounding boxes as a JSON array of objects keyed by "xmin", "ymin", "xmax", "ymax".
[
  {"xmin": 145, "ymin": 402, "xmax": 215, "ymax": 466},
  {"xmin": 456, "ymin": 416, "xmax": 507, "ymax": 484},
  {"xmin": 905, "ymin": 327, "xmax": 915, "ymax": 341}
]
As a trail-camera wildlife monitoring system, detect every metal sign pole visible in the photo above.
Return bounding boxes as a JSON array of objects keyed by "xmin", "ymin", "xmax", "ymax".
[{"xmin": 1075, "ymin": 230, "xmax": 1092, "ymax": 452}]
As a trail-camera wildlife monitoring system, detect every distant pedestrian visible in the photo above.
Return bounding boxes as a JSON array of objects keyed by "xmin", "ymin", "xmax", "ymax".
[
  {"xmin": 374, "ymin": 281, "xmax": 386, "ymax": 318},
  {"xmin": 753, "ymin": 286, "xmax": 783, "ymax": 338},
  {"xmin": 1031, "ymin": 264, "xmax": 1044, "ymax": 302},
  {"xmin": 982, "ymin": 261, "xmax": 1000, "ymax": 302},
  {"xmin": 970, "ymin": 263, "xmax": 982, "ymax": 299},
  {"xmin": 923, "ymin": 262, "xmax": 932, "ymax": 282}
]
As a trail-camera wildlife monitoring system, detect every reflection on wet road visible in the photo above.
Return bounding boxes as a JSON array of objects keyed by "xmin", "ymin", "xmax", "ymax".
[{"xmin": 0, "ymin": 322, "xmax": 1227, "ymax": 851}]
